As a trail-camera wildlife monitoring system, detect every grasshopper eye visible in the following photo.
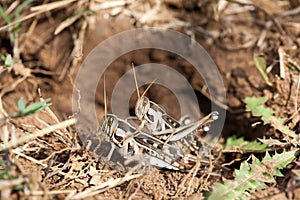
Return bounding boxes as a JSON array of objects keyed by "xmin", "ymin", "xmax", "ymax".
[
  {"xmin": 135, "ymin": 96, "xmax": 150, "ymax": 119},
  {"xmin": 140, "ymin": 96, "xmax": 150, "ymax": 109},
  {"xmin": 99, "ymin": 114, "xmax": 118, "ymax": 140},
  {"xmin": 108, "ymin": 117, "xmax": 114, "ymax": 125},
  {"xmin": 143, "ymin": 99, "xmax": 148, "ymax": 106}
]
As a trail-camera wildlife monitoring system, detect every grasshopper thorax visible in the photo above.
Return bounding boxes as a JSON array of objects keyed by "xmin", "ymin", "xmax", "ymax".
[
  {"xmin": 135, "ymin": 96, "xmax": 151, "ymax": 120},
  {"xmin": 99, "ymin": 114, "xmax": 118, "ymax": 141}
]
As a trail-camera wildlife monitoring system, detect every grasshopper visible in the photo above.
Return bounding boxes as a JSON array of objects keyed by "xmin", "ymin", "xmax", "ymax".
[
  {"xmin": 98, "ymin": 69, "xmax": 219, "ymax": 171},
  {"xmin": 98, "ymin": 114, "xmax": 197, "ymax": 170},
  {"xmin": 96, "ymin": 74, "xmax": 192, "ymax": 170},
  {"xmin": 131, "ymin": 65, "xmax": 219, "ymax": 145}
]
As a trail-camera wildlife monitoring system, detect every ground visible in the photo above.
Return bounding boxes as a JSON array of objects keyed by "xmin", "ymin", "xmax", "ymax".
[{"xmin": 0, "ymin": 0, "xmax": 299, "ymax": 199}]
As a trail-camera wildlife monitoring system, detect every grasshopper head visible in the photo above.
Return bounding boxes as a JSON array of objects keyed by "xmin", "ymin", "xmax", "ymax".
[
  {"xmin": 135, "ymin": 96, "xmax": 150, "ymax": 120},
  {"xmin": 99, "ymin": 114, "xmax": 118, "ymax": 141}
]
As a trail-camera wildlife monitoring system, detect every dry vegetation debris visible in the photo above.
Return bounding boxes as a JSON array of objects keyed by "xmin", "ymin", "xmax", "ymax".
[{"xmin": 0, "ymin": 0, "xmax": 299, "ymax": 199}]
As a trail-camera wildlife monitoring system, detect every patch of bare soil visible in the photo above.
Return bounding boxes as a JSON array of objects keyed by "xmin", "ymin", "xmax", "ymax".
[{"xmin": 0, "ymin": 0, "xmax": 299, "ymax": 199}]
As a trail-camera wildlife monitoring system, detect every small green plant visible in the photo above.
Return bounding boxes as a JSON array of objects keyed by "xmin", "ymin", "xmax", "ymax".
[
  {"xmin": 208, "ymin": 149, "xmax": 299, "ymax": 200},
  {"xmin": 253, "ymin": 54, "xmax": 273, "ymax": 87},
  {"xmin": 0, "ymin": 54, "xmax": 13, "ymax": 68},
  {"xmin": 244, "ymin": 96, "xmax": 297, "ymax": 138},
  {"xmin": 208, "ymin": 96, "xmax": 299, "ymax": 199},
  {"xmin": 0, "ymin": 158, "xmax": 24, "ymax": 190},
  {"xmin": 0, "ymin": 159, "xmax": 13, "ymax": 180},
  {"xmin": 223, "ymin": 136, "xmax": 268, "ymax": 152},
  {"xmin": 0, "ymin": 0, "xmax": 34, "ymax": 44},
  {"xmin": 10, "ymin": 97, "xmax": 51, "ymax": 118}
]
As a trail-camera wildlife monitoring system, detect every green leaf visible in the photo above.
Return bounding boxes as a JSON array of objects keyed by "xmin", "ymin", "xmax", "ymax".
[
  {"xmin": 244, "ymin": 96, "xmax": 274, "ymax": 121},
  {"xmin": 14, "ymin": 184, "xmax": 24, "ymax": 190},
  {"xmin": 10, "ymin": 98, "xmax": 51, "ymax": 118},
  {"xmin": 21, "ymin": 98, "xmax": 51, "ymax": 115},
  {"xmin": 263, "ymin": 151, "xmax": 272, "ymax": 161},
  {"xmin": 272, "ymin": 150, "xmax": 299, "ymax": 169},
  {"xmin": 224, "ymin": 136, "xmax": 244, "ymax": 147},
  {"xmin": 208, "ymin": 150, "xmax": 298, "ymax": 199},
  {"xmin": 242, "ymin": 141, "xmax": 268, "ymax": 151},
  {"xmin": 17, "ymin": 97, "xmax": 26, "ymax": 111},
  {"xmin": 13, "ymin": 0, "xmax": 34, "ymax": 28},
  {"xmin": 0, "ymin": 6, "xmax": 11, "ymax": 23},
  {"xmin": 223, "ymin": 136, "xmax": 268, "ymax": 151},
  {"xmin": 244, "ymin": 96, "xmax": 297, "ymax": 138},
  {"xmin": 14, "ymin": 0, "xmax": 34, "ymax": 15},
  {"xmin": 0, "ymin": 159, "xmax": 5, "ymax": 166},
  {"xmin": 208, "ymin": 181, "xmax": 238, "ymax": 200},
  {"xmin": 245, "ymin": 96, "xmax": 268, "ymax": 109},
  {"xmin": 253, "ymin": 54, "xmax": 273, "ymax": 86},
  {"xmin": 0, "ymin": 166, "xmax": 12, "ymax": 180},
  {"xmin": 4, "ymin": 54, "xmax": 12, "ymax": 68},
  {"xmin": 289, "ymin": 65, "xmax": 296, "ymax": 71}
]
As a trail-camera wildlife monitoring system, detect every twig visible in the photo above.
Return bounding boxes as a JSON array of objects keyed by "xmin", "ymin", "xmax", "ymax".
[
  {"xmin": 5, "ymin": 1, "xmax": 19, "ymax": 16},
  {"xmin": 0, "ymin": 0, "xmax": 79, "ymax": 32},
  {"xmin": 0, "ymin": 118, "xmax": 76, "ymax": 151},
  {"xmin": 279, "ymin": 6, "xmax": 300, "ymax": 17},
  {"xmin": 0, "ymin": 76, "xmax": 28, "ymax": 97},
  {"xmin": 0, "ymin": 177, "xmax": 27, "ymax": 188},
  {"xmin": 186, "ymin": 159, "xmax": 201, "ymax": 195},
  {"xmin": 90, "ymin": 0, "xmax": 130, "ymax": 10},
  {"xmin": 38, "ymin": 89, "xmax": 59, "ymax": 124},
  {"xmin": 43, "ymin": 150, "xmax": 72, "ymax": 182},
  {"xmin": 30, "ymin": 189, "xmax": 77, "ymax": 196},
  {"xmin": 257, "ymin": 21, "xmax": 272, "ymax": 50},
  {"xmin": 222, "ymin": 157, "xmax": 242, "ymax": 167},
  {"xmin": 68, "ymin": 173, "xmax": 142, "ymax": 199},
  {"xmin": 278, "ymin": 47, "xmax": 286, "ymax": 79},
  {"xmin": 35, "ymin": 94, "xmax": 73, "ymax": 145},
  {"xmin": 176, "ymin": 159, "xmax": 200, "ymax": 196},
  {"xmin": 0, "ymin": 96, "xmax": 8, "ymax": 118},
  {"xmin": 226, "ymin": 0, "xmax": 287, "ymax": 36},
  {"xmin": 295, "ymin": 72, "xmax": 300, "ymax": 112},
  {"xmin": 12, "ymin": 148, "xmax": 48, "ymax": 167},
  {"xmin": 139, "ymin": 0, "xmax": 161, "ymax": 24},
  {"xmin": 30, "ymin": 0, "xmax": 79, "ymax": 11},
  {"xmin": 0, "ymin": 10, "xmax": 44, "ymax": 32}
]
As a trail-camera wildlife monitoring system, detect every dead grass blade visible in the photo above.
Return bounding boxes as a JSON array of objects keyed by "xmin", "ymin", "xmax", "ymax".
[
  {"xmin": 0, "ymin": 177, "xmax": 26, "ymax": 189},
  {"xmin": 54, "ymin": 11, "xmax": 85, "ymax": 35},
  {"xmin": 0, "ymin": 118, "xmax": 76, "ymax": 151},
  {"xmin": 30, "ymin": 189, "xmax": 77, "ymax": 196},
  {"xmin": 30, "ymin": 0, "xmax": 79, "ymax": 12},
  {"xmin": 278, "ymin": 47, "xmax": 286, "ymax": 79},
  {"xmin": 67, "ymin": 173, "xmax": 143, "ymax": 199},
  {"xmin": 91, "ymin": 0, "xmax": 129, "ymax": 10},
  {"xmin": 0, "ymin": 0, "xmax": 81, "ymax": 32}
]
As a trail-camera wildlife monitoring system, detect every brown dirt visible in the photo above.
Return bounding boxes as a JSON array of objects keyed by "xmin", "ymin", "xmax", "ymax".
[{"xmin": 0, "ymin": 0, "xmax": 299, "ymax": 199}]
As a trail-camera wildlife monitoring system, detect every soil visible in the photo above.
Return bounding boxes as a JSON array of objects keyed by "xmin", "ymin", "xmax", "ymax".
[{"xmin": 0, "ymin": 0, "xmax": 299, "ymax": 199}]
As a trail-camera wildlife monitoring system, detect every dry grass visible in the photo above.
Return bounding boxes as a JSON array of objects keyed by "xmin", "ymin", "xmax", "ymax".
[{"xmin": 0, "ymin": 0, "xmax": 299, "ymax": 199}]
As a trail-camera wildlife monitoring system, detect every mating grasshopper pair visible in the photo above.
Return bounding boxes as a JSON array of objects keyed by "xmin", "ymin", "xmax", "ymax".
[{"xmin": 98, "ymin": 67, "xmax": 219, "ymax": 170}]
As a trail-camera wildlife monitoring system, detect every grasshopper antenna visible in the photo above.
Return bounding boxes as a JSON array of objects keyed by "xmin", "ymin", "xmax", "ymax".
[
  {"xmin": 141, "ymin": 78, "xmax": 157, "ymax": 98},
  {"xmin": 132, "ymin": 63, "xmax": 140, "ymax": 99},
  {"xmin": 104, "ymin": 74, "xmax": 107, "ymax": 118}
]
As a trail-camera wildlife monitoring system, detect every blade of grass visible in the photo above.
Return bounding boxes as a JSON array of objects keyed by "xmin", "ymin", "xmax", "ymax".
[
  {"xmin": 13, "ymin": 0, "xmax": 35, "ymax": 20},
  {"xmin": 0, "ymin": 6, "xmax": 11, "ymax": 23},
  {"xmin": 254, "ymin": 54, "xmax": 273, "ymax": 87}
]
